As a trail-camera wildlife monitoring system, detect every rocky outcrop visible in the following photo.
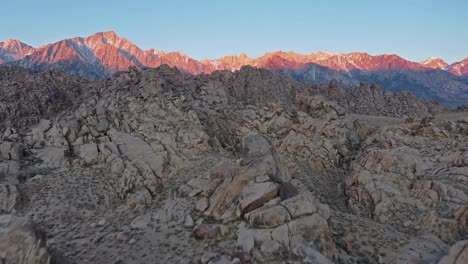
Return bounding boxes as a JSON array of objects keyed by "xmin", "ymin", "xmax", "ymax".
[
  {"xmin": 13, "ymin": 68, "xmax": 212, "ymax": 204},
  {"xmin": 203, "ymin": 134, "xmax": 290, "ymax": 221},
  {"xmin": 438, "ymin": 240, "xmax": 468, "ymax": 264},
  {"xmin": 0, "ymin": 65, "xmax": 465, "ymax": 264},
  {"xmin": 346, "ymin": 117, "xmax": 468, "ymax": 241},
  {"xmin": 0, "ymin": 139, "xmax": 22, "ymax": 214},
  {"xmin": 197, "ymin": 134, "xmax": 336, "ymax": 262},
  {"xmin": 277, "ymin": 95, "xmax": 353, "ymax": 170},
  {"xmin": 0, "ymin": 141, "xmax": 23, "ymax": 160}
]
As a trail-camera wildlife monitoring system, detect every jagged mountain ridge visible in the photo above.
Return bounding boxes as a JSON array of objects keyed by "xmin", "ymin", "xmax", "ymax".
[
  {"xmin": 0, "ymin": 39, "xmax": 35, "ymax": 63},
  {"xmin": 1, "ymin": 31, "xmax": 467, "ymax": 77},
  {"xmin": 447, "ymin": 57, "xmax": 468, "ymax": 76},
  {"xmin": 1, "ymin": 31, "xmax": 468, "ymax": 106}
]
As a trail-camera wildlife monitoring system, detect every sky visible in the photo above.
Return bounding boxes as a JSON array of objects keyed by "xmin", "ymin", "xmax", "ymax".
[{"xmin": 1, "ymin": 0, "xmax": 467, "ymax": 63}]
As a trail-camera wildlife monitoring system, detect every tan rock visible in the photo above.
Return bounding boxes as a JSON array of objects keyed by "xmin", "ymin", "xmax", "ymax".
[
  {"xmin": 246, "ymin": 204, "xmax": 291, "ymax": 229},
  {"xmin": 238, "ymin": 181, "xmax": 278, "ymax": 214},
  {"xmin": 193, "ymin": 224, "xmax": 229, "ymax": 239},
  {"xmin": 209, "ymin": 159, "xmax": 238, "ymax": 188},
  {"xmin": 287, "ymin": 214, "xmax": 329, "ymax": 241},
  {"xmin": 80, "ymin": 143, "xmax": 99, "ymax": 165},
  {"xmin": 188, "ymin": 178, "xmax": 210, "ymax": 192},
  {"xmin": 0, "ymin": 142, "xmax": 23, "ymax": 160},
  {"xmin": 153, "ymin": 198, "xmax": 192, "ymax": 224},
  {"xmin": 260, "ymin": 239, "xmax": 282, "ymax": 255},
  {"xmin": 205, "ymin": 134, "xmax": 290, "ymax": 220},
  {"xmin": 438, "ymin": 240, "xmax": 468, "ymax": 264},
  {"xmin": 108, "ymin": 130, "xmax": 167, "ymax": 178},
  {"xmin": 255, "ymin": 175, "xmax": 270, "ymax": 183},
  {"xmin": 115, "ymin": 231, "xmax": 131, "ymax": 242},
  {"xmin": 239, "ymin": 134, "xmax": 291, "ymax": 183},
  {"xmin": 33, "ymin": 147, "xmax": 67, "ymax": 168},
  {"xmin": 196, "ymin": 197, "xmax": 209, "ymax": 212},
  {"xmin": 271, "ymin": 224, "xmax": 290, "ymax": 246},
  {"xmin": 280, "ymin": 192, "xmax": 320, "ymax": 218},
  {"xmin": 184, "ymin": 215, "xmax": 194, "ymax": 227},
  {"xmin": 130, "ymin": 214, "xmax": 151, "ymax": 229},
  {"xmin": 0, "ymin": 215, "xmax": 51, "ymax": 264},
  {"xmin": 237, "ymin": 223, "xmax": 255, "ymax": 252}
]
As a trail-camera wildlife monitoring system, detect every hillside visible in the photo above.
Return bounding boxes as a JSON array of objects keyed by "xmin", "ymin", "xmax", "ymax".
[{"xmin": 1, "ymin": 66, "xmax": 467, "ymax": 264}]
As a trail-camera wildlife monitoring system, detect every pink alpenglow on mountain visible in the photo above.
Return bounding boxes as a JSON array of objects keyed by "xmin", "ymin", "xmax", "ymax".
[
  {"xmin": 1, "ymin": 31, "xmax": 468, "ymax": 79},
  {"xmin": 0, "ymin": 39, "xmax": 35, "ymax": 62},
  {"xmin": 420, "ymin": 57, "xmax": 449, "ymax": 69},
  {"xmin": 448, "ymin": 58, "xmax": 468, "ymax": 76}
]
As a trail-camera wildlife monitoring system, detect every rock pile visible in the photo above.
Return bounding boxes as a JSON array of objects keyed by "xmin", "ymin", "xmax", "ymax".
[
  {"xmin": 346, "ymin": 117, "xmax": 468, "ymax": 241},
  {"xmin": 193, "ymin": 134, "xmax": 336, "ymax": 262}
]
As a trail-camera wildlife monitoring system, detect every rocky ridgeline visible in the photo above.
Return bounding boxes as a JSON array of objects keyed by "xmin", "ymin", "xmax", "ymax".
[{"xmin": 0, "ymin": 65, "xmax": 466, "ymax": 264}]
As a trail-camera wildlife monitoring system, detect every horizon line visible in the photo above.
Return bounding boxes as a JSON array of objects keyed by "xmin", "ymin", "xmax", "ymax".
[{"xmin": 1, "ymin": 30, "xmax": 466, "ymax": 64}]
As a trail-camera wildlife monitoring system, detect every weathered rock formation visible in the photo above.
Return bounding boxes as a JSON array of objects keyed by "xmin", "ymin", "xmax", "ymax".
[
  {"xmin": 0, "ymin": 215, "xmax": 52, "ymax": 264},
  {"xmin": 0, "ymin": 65, "xmax": 466, "ymax": 264}
]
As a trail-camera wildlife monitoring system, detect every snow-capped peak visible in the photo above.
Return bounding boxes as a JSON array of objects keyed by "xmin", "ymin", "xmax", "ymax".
[{"xmin": 420, "ymin": 57, "xmax": 448, "ymax": 69}]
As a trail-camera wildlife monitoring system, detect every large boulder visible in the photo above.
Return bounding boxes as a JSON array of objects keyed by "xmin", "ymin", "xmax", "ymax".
[
  {"xmin": 239, "ymin": 134, "xmax": 291, "ymax": 183},
  {"xmin": 0, "ymin": 215, "xmax": 52, "ymax": 264},
  {"xmin": 246, "ymin": 204, "xmax": 292, "ymax": 228},
  {"xmin": 238, "ymin": 181, "xmax": 279, "ymax": 214},
  {"xmin": 108, "ymin": 130, "xmax": 168, "ymax": 178},
  {"xmin": 0, "ymin": 141, "xmax": 23, "ymax": 160},
  {"xmin": 438, "ymin": 240, "xmax": 468, "ymax": 264},
  {"xmin": 205, "ymin": 134, "xmax": 290, "ymax": 220},
  {"xmin": 201, "ymin": 133, "xmax": 336, "ymax": 261}
]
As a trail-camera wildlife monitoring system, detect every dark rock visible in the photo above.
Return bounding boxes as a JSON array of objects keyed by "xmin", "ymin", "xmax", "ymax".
[{"xmin": 279, "ymin": 182, "xmax": 299, "ymax": 200}]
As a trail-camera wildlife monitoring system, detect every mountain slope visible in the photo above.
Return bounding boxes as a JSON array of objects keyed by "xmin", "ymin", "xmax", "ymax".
[
  {"xmin": 1, "ymin": 31, "xmax": 468, "ymax": 105},
  {"xmin": 4, "ymin": 31, "xmax": 466, "ymax": 78},
  {"xmin": 275, "ymin": 63, "xmax": 359, "ymax": 87},
  {"xmin": 10, "ymin": 32, "xmax": 144, "ymax": 79},
  {"xmin": 420, "ymin": 57, "xmax": 448, "ymax": 69},
  {"xmin": 350, "ymin": 68, "xmax": 468, "ymax": 106},
  {"xmin": 12, "ymin": 38, "xmax": 110, "ymax": 79},
  {"xmin": 448, "ymin": 58, "xmax": 468, "ymax": 76},
  {"xmin": 0, "ymin": 39, "xmax": 35, "ymax": 63}
]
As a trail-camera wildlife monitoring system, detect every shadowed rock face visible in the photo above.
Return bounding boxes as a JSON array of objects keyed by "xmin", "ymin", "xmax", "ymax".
[
  {"xmin": 0, "ymin": 65, "xmax": 466, "ymax": 264},
  {"xmin": 0, "ymin": 67, "xmax": 91, "ymax": 131}
]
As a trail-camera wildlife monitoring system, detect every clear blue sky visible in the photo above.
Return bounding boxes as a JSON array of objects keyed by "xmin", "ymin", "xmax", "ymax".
[{"xmin": 1, "ymin": 0, "xmax": 467, "ymax": 63}]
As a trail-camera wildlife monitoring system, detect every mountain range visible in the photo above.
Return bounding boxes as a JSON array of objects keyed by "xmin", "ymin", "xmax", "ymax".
[{"xmin": 1, "ymin": 31, "xmax": 468, "ymax": 105}]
